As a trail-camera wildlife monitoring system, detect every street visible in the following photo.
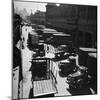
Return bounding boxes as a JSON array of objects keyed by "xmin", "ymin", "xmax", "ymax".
[{"xmin": 21, "ymin": 25, "xmax": 72, "ymax": 98}]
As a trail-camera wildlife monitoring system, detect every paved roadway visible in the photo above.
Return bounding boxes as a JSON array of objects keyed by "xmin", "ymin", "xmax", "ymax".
[
  {"xmin": 21, "ymin": 25, "xmax": 71, "ymax": 98},
  {"xmin": 13, "ymin": 25, "xmax": 95, "ymax": 99}
]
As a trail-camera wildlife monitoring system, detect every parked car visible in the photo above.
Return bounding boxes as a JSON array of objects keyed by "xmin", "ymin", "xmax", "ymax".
[
  {"xmin": 66, "ymin": 66, "xmax": 91, "ymax": 90},
  {"xmin": 59, "ymin": 59, "xmax": 77, "ymax": 77}
]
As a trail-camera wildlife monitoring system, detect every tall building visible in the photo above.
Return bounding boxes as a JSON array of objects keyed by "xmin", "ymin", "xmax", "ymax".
[
  {"xmin": 14, "ymin": 8, "xmax": 29, "ymax": 22},
  {"xmin": 46, "ymin": 3, "xmax": 78, "ymax": 31},
  {"xmin": 29, "ymin": 10, "xmax": 45, "ymax": 25},
  {"xmin": 75, "ymin": 5, "xmax": 97, "ymax": 47},
  {"xmin": 45, "ymin": 3, "xmax": 97, "ymax": 48}
]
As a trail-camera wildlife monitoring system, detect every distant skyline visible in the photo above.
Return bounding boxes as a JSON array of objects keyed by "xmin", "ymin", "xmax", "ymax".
[{"xmin": 14, "ymin": 0, "xmax": 47, "ymax": 15}]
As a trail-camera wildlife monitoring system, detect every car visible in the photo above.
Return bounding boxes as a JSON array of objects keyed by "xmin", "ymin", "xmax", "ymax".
[
  {"xmin": 66, "ymin": 66, "xmax": 91, "ymax": 90},
  {"xmin": 59, "ymin": 59, "xmax": 77, "ymax": 77}
]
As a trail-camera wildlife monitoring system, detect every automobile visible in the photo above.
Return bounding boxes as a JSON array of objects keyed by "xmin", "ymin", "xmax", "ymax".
[
  {"xmin": 32, "ymin": 49, "xmax": 45, "ymax": 58},
  {"xmin": 32, "ymin": 44, "xmax": 45, "ymax": 57},
  {"xmin": 66, "ymin": 66, "xmax": 91, "ymax": 90},
  {"xmin": 55, "ymin": 51, "xmax": 70, "ymax": 60},
  {"xmin": 59, "ymin": 59, "xmax": 77, "ymax": 77},
  {"xmin": 36, "ymin": 25, "xmax": 45, "ymax": 29}
]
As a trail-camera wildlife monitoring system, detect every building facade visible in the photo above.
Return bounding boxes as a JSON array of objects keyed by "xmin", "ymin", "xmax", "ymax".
[
  {"xmin": 30, "ymin": 10, "xmax": 45, "ymax": 25},
  {"xmin": 45, "ymin": 3, "xmax": 97, "ymax": 48}
]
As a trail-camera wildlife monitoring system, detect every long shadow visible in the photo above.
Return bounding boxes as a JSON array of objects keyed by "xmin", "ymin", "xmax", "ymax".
[
  {"xmin": 67, "ymin": 88, "xmax": 92, "ymax": 96},
  {"xmin": 29, "ymin": 88, "xmax": 33, "ymax": 98},
  {"xmin": 29, "ymin": 88, "xmax": 54, "ymax": 99}
]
